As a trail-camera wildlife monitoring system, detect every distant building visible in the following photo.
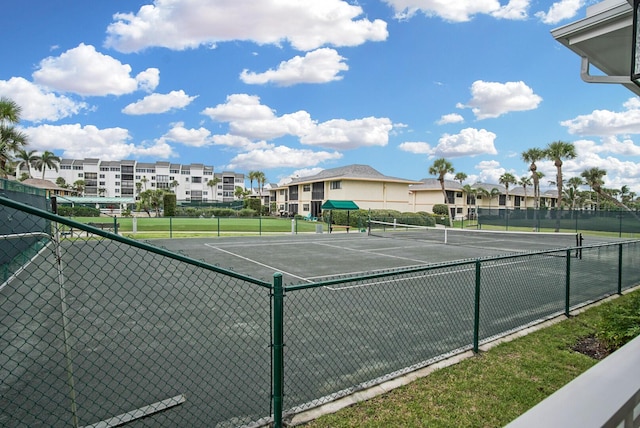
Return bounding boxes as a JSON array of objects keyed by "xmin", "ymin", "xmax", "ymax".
[
  {"xmin": 20, "ymin": 159, "xmax": 245, "ymax": 203},
  {"xmin": 271, "ymin": 164, "xmax": 420, "ymax": 217}
]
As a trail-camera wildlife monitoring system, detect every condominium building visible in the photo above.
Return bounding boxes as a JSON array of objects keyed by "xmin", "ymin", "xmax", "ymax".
[{"xmin": 22, "ymin": 159, "xmax": 245, "ymax": 202}]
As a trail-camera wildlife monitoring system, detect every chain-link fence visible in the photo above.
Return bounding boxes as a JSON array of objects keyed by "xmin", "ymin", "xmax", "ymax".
[{"xmin": 2, "ymin": 194, "xmax": 640, "ymax": 427}]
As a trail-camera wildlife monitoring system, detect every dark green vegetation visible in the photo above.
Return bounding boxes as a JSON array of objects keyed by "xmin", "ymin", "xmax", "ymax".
[{"xmin": 303, "ymin": 289, "xmax": 640, "ymax": 428}]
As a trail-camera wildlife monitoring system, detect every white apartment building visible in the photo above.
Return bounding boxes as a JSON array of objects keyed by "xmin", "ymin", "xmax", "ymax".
[{"xmin": 23, "ymin": 159, "xmax": 245, "ymax": 203}]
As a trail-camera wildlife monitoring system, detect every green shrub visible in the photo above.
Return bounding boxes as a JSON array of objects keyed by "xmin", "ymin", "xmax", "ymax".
[
  {"xmin": 163, "ymin": 193, "xmax": 177, "ymax": 217},
  {"xmin": 596, "ymin": 291, "xmax": 640, "ymax": 351},
  {"xmin": 238, "ymin": 208, "xmax": 257, "ymax": 217},
  {"xmin": 57, "ymin": 205, "xmax": 100, "ymax": 217},
  {"xmin": 433, "ymin": 204, "xmax": 448, "ymax": 215}
]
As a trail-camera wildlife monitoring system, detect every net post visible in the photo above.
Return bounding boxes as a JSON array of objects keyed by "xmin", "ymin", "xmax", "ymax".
[
  {"xmin": 444, "ymin": 227, "xmax": 448, "ymax": 244},
  {"xmin": 272, "ymin": 273, "xmax": 284, "ymax": 428}
]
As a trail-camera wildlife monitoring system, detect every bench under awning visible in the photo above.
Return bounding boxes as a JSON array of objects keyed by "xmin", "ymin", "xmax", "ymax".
[{"xmin": 321, "ymin": 200, "xmax": 359, "ymax": 210}]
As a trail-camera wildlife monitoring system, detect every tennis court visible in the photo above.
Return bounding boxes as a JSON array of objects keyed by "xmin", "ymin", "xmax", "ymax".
[{"xmin": 2, "ymin": 220, "xmax": 636, "ymax": 427}]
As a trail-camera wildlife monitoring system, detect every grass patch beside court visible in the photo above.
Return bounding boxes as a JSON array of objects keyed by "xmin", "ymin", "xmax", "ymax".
[{"xmin": 302, "ymin": 289, "xmax": 640, "ymax": 428}]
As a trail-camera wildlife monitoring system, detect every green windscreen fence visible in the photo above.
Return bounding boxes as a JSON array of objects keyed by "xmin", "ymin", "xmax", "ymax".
[
  {"xmin": 0, "ymin": 178, "xmax": 50, "ymax": 283},
  {"xmin": 477, "ymin": 208, "xmax": 640, "ymax": 236}
]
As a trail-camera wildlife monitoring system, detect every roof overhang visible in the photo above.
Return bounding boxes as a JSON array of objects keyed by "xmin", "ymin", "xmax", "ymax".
[
  {"xmin": 321, "ymin": 200, "xmax": 360, "ymax": 210},
  {"xmin": 551, "ymin": 0, "xmax": 640, "ymax": 95}
]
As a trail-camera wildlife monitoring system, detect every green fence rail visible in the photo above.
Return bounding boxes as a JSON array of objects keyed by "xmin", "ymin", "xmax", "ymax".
[{"xmin": 2, "ymin": 195, "xmax": 640, "ymax": 427}]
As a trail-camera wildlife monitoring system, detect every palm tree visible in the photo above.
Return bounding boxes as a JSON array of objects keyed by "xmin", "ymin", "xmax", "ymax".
[
  {"xmin": 429, "ymin": 158, "xmax": 455, "ymax": 204},
  {"xmin": 207, "ymin": 177, "xmax": 221, "ymax": 201},
  {"xmin": 566, "ymin": 176, "xmax": 583, "ymax": 211},
  {"xmin": 499, "ymin": 172, "xmax": 517, "ymax": 209},
  {"xmin": 454, "ymin": 172, "xmax": 467, "ymax": 185},
  {"xmin": 140, "ymin": 176, "xmax": 149, "ymax": 190},
  {"xmin": 518, "ymin": 176, "xmax": 532, "ymax": 210},
  {"xmin": 462, "ymin": 184, "xmax": 477, "ymax": 220},
  {"xmin": 521, "ymin": 148, "xmax": 545, "ymax": 210},
  {"xmin": 545, "ymin": 141, "xmax": 576, "ymax": 231},
  {"xmin": 33, "ymin": 150, "xmax": 61, "ymax": 179},
  {"xmin": 489, "ymin": 187, "xmax": 501, "ymax": 211},
  {"xmin": 248, "ymin": 171, "xmax": 259, "ymax": 195},
  {"xmin": 0, "ymin": 97, "xmax": 28, "ymax": 176},
  {"xmin": 580, "ymin": 167, "xmax": 633, "ymax": 212},
  {"xmin": 73, "ymin": 179, "xmax": 85, "ymax": 196},
  {"xmin": 429, "ymin": 158, "xmax": 454, "ymax": 225},
  {"xmin": 14, "ymin": 149, "xmax": 38, "ymax": 179}
]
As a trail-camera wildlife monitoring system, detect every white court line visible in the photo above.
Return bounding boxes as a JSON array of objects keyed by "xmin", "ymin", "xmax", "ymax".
[
  {"xmin": 204, "ymin": 243, "xmax": 314, "ymax": 283},
  {"xmin": 324, "ymin": 257, "xmax": 537, "ymax": 291},
  {"xmin": 314, "ymin": 241, "xmax": 431, "ymax": 265}
]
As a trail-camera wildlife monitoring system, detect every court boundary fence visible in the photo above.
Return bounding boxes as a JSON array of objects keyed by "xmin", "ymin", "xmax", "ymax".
[{"xmin": 2, "ymin": 195, "xmax": 640, "ymax": 427}]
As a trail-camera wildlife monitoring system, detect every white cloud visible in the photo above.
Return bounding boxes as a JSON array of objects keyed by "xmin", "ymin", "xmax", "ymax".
[
  {"xmin": 202, "ymin": 93, "xmax": 393, "ymax": 149},
  {"xmin": 398, "ymin": 141, "xmax": 433, "ymax": 154},
  {"xmin": 474, "ymin": 160, "xmax": 507, "ymax": 184},
  {"xmin": 32, "ymin": 44, "xmax": 159, "ymax": 96},
  {"xmin": 463, "ymin": 80, "xmax": 542, "ymax": 120},
  {"xmin": 383, "ymin": 0, "xmax": 529, "ymax": 22},
  {"xmin": 436, "ymin": 113, "xmax": 464, "ymax": 125},
  {"xmin": 240, "ymin": 48, "xmax": 349, "ymax": 86},
  {"xmin": 434, "ymin": 128, "xmax": 498, "ymax": 157},
  {"xmin": 226, "ymin": 146, "xmax": 342, "ymax": 170},
  {"xmin": 211, "ymin": 134, "xmax": 273, "ymax": 151},
  {"xmin": 535, "ymin": 0, "xmax": 584, "ymax": 25},
  {"xmin": 277, "ymin": 167, "xmax": 325, "ymax": 186},
  {"xmin": 105, "ymin": 0, "xmax": 388, "ymax": 53},
  {"xmin": 0, "ymin": 77, "xmax": 88, "ymax": 123},
  {"xmin": 575, "ymin": 137, "xmax": 640, "ymax": 156},
  {"xmin": 561, "ymin": 99, "xmax": 640, "ymax": 136},
  {"xmin": 24, "ymin": 123, "xmax": 174, "ymax": 160},
  {"xmin": 122, "ymin": 90, "xmax": 197, "ymax": 115},
  {"xmin": 300, "ymin": 117, "xmax": 393, "ymax": 149},
  {"xmin": 159, "ymin": 122, "xmax": 211, "ymax": 147}
]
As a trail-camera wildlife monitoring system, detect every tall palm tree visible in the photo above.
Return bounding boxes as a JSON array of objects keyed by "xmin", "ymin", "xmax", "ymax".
[
  {"xmin": 518, "ymin": 175, "xmax": 532, "ymax": 209},
  {"xmin": 462, "ymin": 184, "xmax": 477, "ymax": 220},
  {"xmin": 498, "ymin": 172, "xmax": 517, "ymax": 209},
  {"xmin": 0, "ymin": 97, "xmax": 28, "ymax": 176},
  {"xmin": 14, "ymin": 148, "xmax": 38, "ymax": 179},
  {"xmin": 521, "ymin": 148, "xmax": 545, "ymax": 210},
  {"xmin": 489, "ymin": 187, "xmax": 501, "ymax": 211},
  {"xmin": 33, "ymin": 150, "xmax": 61, "ymax": 179},
  {"xmin": 248, "ymin": 171, "xmax": 259, "ymax": 195},
  {"xmin": 429, "ymin": 158, "xmax": 454, "ymax": 225},
  {"xmin": 429, "ymin": 158, "xmax": 455, "ymax": 204},
  {"xmin": 545, "ymin": 141, "xmax": 576, "ymax": 231}
]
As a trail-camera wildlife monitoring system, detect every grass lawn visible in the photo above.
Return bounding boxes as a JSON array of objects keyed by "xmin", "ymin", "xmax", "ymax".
[{"xmin": 301, "ymin": 288, "xmax": 640, "ymax": 428}]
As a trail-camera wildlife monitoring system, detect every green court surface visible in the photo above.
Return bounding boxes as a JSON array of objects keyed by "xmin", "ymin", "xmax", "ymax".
[{"xmin": 2, "ymin": 231, "xmax": 634, "ymax": 427}]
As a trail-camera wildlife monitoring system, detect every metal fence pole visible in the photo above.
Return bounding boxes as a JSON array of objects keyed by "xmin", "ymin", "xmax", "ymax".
[
  {"xmin": 473, "ymin": 260, "xmax": 481, "ymax": 353},
  {"xmin": 618, "ymin": 243, "xmax": 623, "ymax": 295},
  {"xmin": 113, "ymin": 215, "xmax": 118, "ymax": 234},
  {"xmin": 272, "ymin": 273, "xmax": 284, "ymax": 428},
  {"xmin": 565, "ymin": 249, "xmax": 571, "ymax": 317}
]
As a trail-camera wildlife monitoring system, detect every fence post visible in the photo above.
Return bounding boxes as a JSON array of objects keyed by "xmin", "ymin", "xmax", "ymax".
[
  {"xmin": 217, "ymin": 216, "xmax": 220, "ymax": 237},
  {"xmin": 473, "ymin": 260, "xmax": 481, "ymax": 353},
  {"xmin": 618, "ymin": 243, "xmax": 623, "ymax": 295},
  {"xmin": 565, "ymin": 249, "xmax": 571, "ymax": 317},
  {"xmin": 113, "ymin": 215, "xmax": 118, "ymax": 234},
  {"xmin": 272, "ymin": 273, "xmax": 284, "ymax": 428}
]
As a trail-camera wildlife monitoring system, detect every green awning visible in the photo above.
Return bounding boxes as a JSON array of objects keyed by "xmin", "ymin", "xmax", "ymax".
[{"xmin": 321, "ymin": 200, "xmax": 359, "ymax": 210}]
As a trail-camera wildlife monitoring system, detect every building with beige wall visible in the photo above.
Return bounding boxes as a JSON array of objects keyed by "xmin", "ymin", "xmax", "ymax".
[{"xmin": 272, "ymin": 165, "xmax": 420, "ymax": 217}]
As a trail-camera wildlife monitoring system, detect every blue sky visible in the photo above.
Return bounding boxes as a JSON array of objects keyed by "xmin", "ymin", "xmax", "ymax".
[{"xmin": 2, "ymin": 0, "xmax": 639, "ymax": 191}]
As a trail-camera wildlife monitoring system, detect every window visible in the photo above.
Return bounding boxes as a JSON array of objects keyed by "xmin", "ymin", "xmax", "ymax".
[
  {"xmin": 100, "ymin": 174, "xmax": 105, "ymax": 178},
  {"xmin": 99, "ymin": 181, "xmax": 105, "ymax": 186},
  {"xmin": 78, "ymin": 173, "xmax": 83, "ymax": 178},
  {"xmin": 303, "ymin": 184, "xmax": 310, "ymax": 192},
  {"xmin": 303, "ymin": 204, "xmax": 310, "ymax": 211},
  {"xmin": 330, "ymin": 180, "xmax": 341, "ymax": 190},
  {"xmin": 456, "ymin": 192, "xmax": 462, "ymax": 198},
  {"xmin": 191, "ymin": 176, "xmax": 202, "ymax": 183},
  {"xmin": 136, "ymin": 175, "xmax": 141, "ymax": 180},
  {"xmin": 115, "ymin": 182, "xmax": 120, "ymax": 186},
  {"xmin": 456, "ymin": 207, "xmax": 463, "ymax": 213}
]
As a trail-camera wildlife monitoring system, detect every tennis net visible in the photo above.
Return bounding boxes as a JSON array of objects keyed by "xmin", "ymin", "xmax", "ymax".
[{"xmin": 368, "ymin": 220, "xmax": 582, "ymax": 252}]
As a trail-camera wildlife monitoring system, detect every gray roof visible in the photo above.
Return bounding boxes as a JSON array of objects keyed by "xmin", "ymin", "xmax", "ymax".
[
  {"xmin": 410, "ymin": 178, "xmax": 463, "ymax": 191},
  {"xmin": 289, "ymin": 164, "xmax": 418, "ymax": 185}
]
